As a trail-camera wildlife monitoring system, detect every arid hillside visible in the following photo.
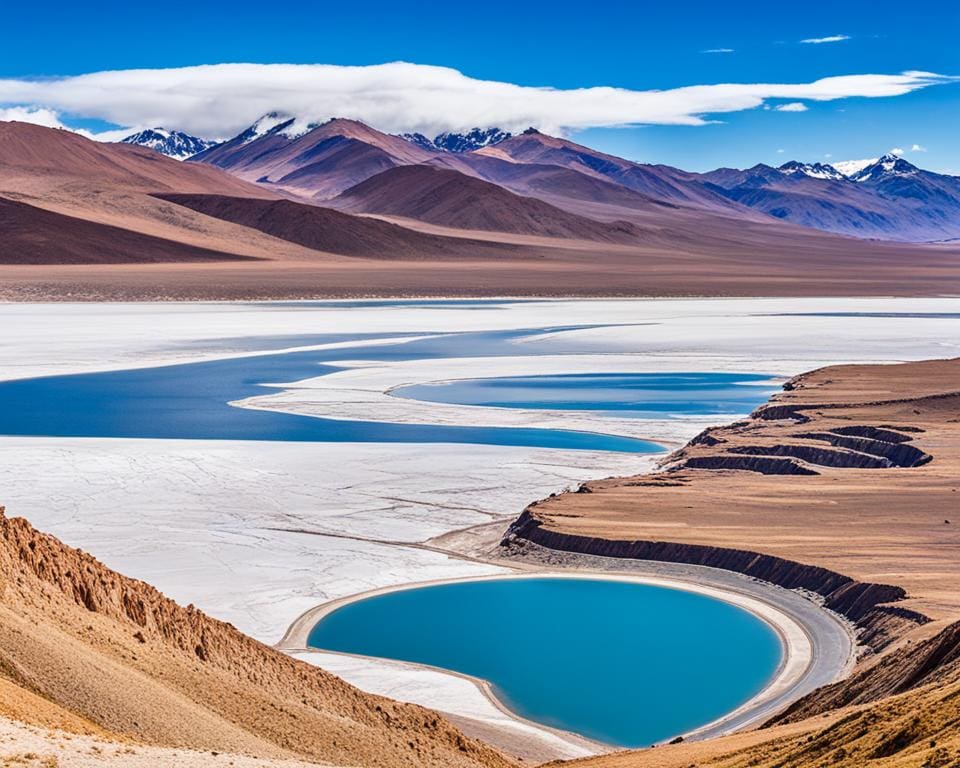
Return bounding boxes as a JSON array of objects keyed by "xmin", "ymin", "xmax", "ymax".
[
  {"xmin": 332, "ymin": 165, "xmax": 643, "ymax": 242},
  {"xmin": 509, "ymin": 358, "xmax": 960, "ymax": 626},
  {"xmin": 507, "ymin": 358, "xmax": 960, "ymax": 768},
  {"xmin": 154, "ymin": 193, "xmax": 526, "ymax": 260},
  {"xmin": 0, "ymin": 507, "xmax": 516, "ymax": 768}
]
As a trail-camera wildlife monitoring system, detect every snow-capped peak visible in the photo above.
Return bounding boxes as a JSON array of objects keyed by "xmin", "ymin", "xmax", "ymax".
[
  {"xmin": 434, "ymin": 127, "xmax": 512, "ymax": 153},
  {"xmin": 237, "ymin": 112, "xmax": 295, "ymax": 144},
  {"xmin": 397, "ymin": 132, "xmax": 436, "ymax": 151},
  {"xmin": 120, "ymin": 128, "xmax": 218, "ymax": 161},
  {"xmin": 399, "ymin": 127, "xmax": 512, "ymax": 153},
  {"xmin": 778, "ymin": 160, "xmax": 845, "ymax": 181},
  {"xmin": 850, "ymin": 153, "xmax": 920, "ymax": 183},
  {"xmin": 276, "ymin": 118, "xmax": 323, "ymax": 140},
  {"xmin": 831, "ymin": 158, "xmax": 877, "ymax": 178},
  {"xmin": 234, "ymin": 112, "xmax": 324, "ymax": 144}
]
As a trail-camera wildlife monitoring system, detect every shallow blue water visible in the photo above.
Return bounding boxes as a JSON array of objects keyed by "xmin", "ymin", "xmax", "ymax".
[
  {"xmin": 394, "ymin": 372, "xmax": 778, "ymax": 417},
  {"xmin": 0, "ymin": 331, "xmax": 662, "ymax": 453},
  {"xmin": 308, "ymin": 577, "xmax": 781, "ymax": 747}
]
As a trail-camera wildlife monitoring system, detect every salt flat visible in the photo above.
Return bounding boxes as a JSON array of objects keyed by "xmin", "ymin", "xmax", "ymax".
[{"xmin": 1, "ymin": 297, "xmax": 958, "ymax": 758}]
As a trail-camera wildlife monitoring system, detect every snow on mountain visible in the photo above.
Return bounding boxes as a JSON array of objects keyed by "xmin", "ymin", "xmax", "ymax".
[
  {"xmin": 778, "ymin": 160, "xmax": 845, "ymax": 181},
  {"xmin": 434, "ymin": 127, "xmax": 512, "ymax": 152},
  {"xmin": 849, "ymin": 153, "xmax": 921, "ymax": 183},
  {"xmin": 397, "ymin": 132, "xmax": 437, "ymax": 151},
  {"xmin": 831, "ymin": 158, "xmax": 877, "ymax": 178},
  {"xmin": 399, "ymin": 127, "xmax": 512, "ymax": 153},
  {"xmin": 120, "ymin": 128, "xmax": 218, "ymax": 160},
  {"xmin": 232, "ymin": 113, "xmax": 332, "ymax": 145}
]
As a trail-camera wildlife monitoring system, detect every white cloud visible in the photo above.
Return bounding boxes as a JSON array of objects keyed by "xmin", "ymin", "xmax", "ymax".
[
  {"xmin": 702, "ymin": 48, "xmax": 735, "ymax": 54},
  {"xmin": 775, "ymin": 102, "xmax": 809, "ymax": 112},
  {"xmin": 0, "ymin": 63, "xmax": 954, "ymax": 139},
  {"xmin": 890, "ymin": 147, "xmax": 905, "ymax": 156},
  {"xmin": 800, "ymin": 35, "xmax": 851, "ymax": 44},
  {"xmin": 911, "ymin": 143, "xmax": 927, "ymax": 152},
  {"xmin": 0, "ymin": 105, "xmax": 71, "ymax": 129},
  {"xmin": 777, "ymin": 148, "xmax": 785, "ymax": 153}
]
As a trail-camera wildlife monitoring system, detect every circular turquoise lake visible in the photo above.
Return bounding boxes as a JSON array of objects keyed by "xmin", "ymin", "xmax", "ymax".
[{"xmin": 307, "ymin": 577, "xmax": 782, "ymax": 747}]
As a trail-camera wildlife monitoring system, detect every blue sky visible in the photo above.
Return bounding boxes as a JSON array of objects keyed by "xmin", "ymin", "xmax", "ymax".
[{"xmin": 1, "ymin": 0, "xmax": 958, "ymax": 172}]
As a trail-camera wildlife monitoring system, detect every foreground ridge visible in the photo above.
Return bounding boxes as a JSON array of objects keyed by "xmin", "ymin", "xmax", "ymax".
[{"xmin": 0, "ymin": 507, "xmax": 516, "ymax": 768}]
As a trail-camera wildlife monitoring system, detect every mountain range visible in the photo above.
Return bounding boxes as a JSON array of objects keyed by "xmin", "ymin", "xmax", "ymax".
[
  {"xmin": 3, "ymin": 118, "xmax": 960, "ymax": 299},
  {"xmin": 701, "ymin": 153, "xmax": 960, "ymax": 242},
  {"xmin": 120, "ymin": 116, "xmax": 960, "ymax": 243}
]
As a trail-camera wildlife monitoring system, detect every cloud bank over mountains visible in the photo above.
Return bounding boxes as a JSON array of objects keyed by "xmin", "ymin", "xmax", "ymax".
[{"xmin": 0, "ymin": 62, "xmax": 954, "ymax": 139}]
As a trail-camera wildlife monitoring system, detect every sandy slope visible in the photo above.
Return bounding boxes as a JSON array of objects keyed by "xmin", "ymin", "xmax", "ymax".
[
  {"xmin": 0, "ymin": 509, "xmax": 515, "ymax": 768},
  {"xmin": 0, "ymin": 714, "xmax": 333, "ymax": 768}
]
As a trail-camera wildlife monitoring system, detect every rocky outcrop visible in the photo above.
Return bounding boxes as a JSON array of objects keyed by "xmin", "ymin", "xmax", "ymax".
[
  {"xmin": 504, "ymin": 510, "xmax": 928, "ymax": 651},
  {"xmin": 794, "ymin": 432, "xmax": 931, "ymax": 467},
  {"xmin": 675, "ymin": 422, "xmax": 931, "ymax": 474},
  {"xmin": 682, "ymin": 455, "xmax": 819, "ymax": 474},
  {"xmin": 728, "ymin": 444, "xmax": 893, "ymax": 469}
]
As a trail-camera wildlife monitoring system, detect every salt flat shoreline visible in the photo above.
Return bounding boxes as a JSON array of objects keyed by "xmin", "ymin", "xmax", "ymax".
[{"xmin": 277, "ymin": 562, "xmax": 852, "ymax": 759}]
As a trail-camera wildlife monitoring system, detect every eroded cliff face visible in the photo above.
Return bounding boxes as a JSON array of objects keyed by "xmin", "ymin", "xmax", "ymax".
[
  {"xmin": 534, "ymin": 359, "xmax": 960, "ymax": 767},
  {"xmin": 0, "ymin": 508, "xmax": 516, "ymax": 768},
  {"xmin": 504, "ymin": 509, "xmax": 926, "ymax": 652},
  {"xmin": 505, "ymin": 358, "xmax": 960, "ymax": 643}
]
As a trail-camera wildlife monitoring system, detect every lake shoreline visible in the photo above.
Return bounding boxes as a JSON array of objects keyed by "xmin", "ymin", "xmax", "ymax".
[{"xmin": 277, "ymin": 565, "xmax": 853, "ymax": 759}]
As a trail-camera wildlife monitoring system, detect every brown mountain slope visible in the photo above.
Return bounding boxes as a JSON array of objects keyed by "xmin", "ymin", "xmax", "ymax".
[
  {"xmin": 0, "ymin": 122, "xmax": 265, "ymax": 196},
  {"xmin": 475, "ymin": 130, "xmax": 752, "ymax": 215},
  {"xmin": 0, "ymin": 121, "xmax": 342, "ymax": 265},
  {"xmin": 0, "ymin": 197, "xmax": 257, "ymax": 264},
  {"xmin": 156, "ymin": 193, "xmax": 526, "ymax": 260},
  {"xmin": 430, "ymin": 153, "xmax": 674, "ymax": 212},
  {"xmin": 333, "ymin": 165, "xmax": 643, "ymax": 241},
  {"xmin": 193, "ymin": 118, "xmax": 437, "ymax": 199},
  {"xmin": 5, "ymin": 123, "xmax": 960, "ymax": 299},
  {"xmin": 0, "ymin": 507, "xmax": 515, "ymax": 768}
]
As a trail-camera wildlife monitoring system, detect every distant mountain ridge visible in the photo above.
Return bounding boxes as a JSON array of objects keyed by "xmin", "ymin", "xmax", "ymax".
[
  {"xmin": 120, "ymin": 128, "xmax": 218, "ymax": 160},
  {"xmin": 6, "ymin": 120, "xmax": 960, "ymax": 300},
  {"xmin": 702, "ymin": 153, "xmax": 960, "ymax": 241},
  {"xmin": 172, "ymin": 112, "xmax": 960, "ymax": 242}
]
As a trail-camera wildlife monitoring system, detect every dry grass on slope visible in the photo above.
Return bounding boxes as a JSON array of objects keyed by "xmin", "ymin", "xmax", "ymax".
[{"xmin": 0, "ymin": 508, "xmax": 515, "ymax": 768}]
